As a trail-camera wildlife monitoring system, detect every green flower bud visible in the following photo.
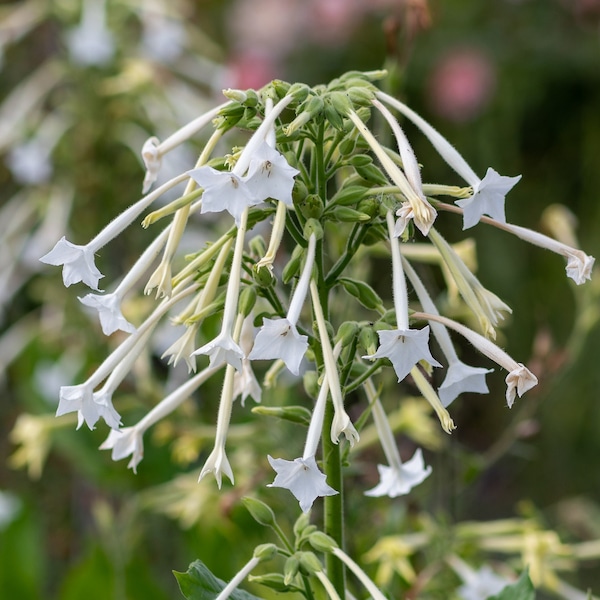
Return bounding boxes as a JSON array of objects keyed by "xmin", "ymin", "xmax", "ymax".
[
  {"xmin": 356, "ymin": 196, "xmax": 380, "ymax": 218},
  {"xmin": 325, "ymin": 206, "xmax": 371, "ymax": 223},
  {"xmin": 242, "ymin": 497, "xmax": 277, "ymax": 527},
  {"xmin": 328, "ymin": 90, "xmax": 353, "ymax": 115},
  {"xmin": 283, "ymin": 555, "xmax": 300, "ymax": 585},
  {"xmin": 362, "ymin": 223, "xmax": 388, "ymax": 246},
  {"xmin": 251, "ymin": 405, "xmax": 311, "ymax": 426},
  {"xmin": 297, "ymin": 551, "xmax": 324, "ymax": 575},
  {"xmin": 293, "ymin": 511, "xmax": 311, "ymax": 538},
  {"xmin": 222, "ymin": 88, "xmax": 248, "ymax": 103},
  {"xmin": 335, "ymin": 321, "xmax": 360, "ymax": 346},
  {"xmin": 359, "ymin": 325, "xmax": 379, "ymax": 355},
  {"xmin": 297, "ymin": 193, "xmax": 324, "ymax": 219},
  {"xmin": 270, "ymin": 79, "xmax": 291, "ymax": 99},
  {"xmin": 292, "ymin": 179, "xmax": 309, "ymax": 205},
  {"xmin": 243, "ymin": 89, "xmax": 260, "ymax": 107},
  {"xmin": 249, "ymin": 235, "xmax": 267, "ymax": 257},
  {"xmin": 324, "ymin": 101, "xmax": 345, "ymax": 131},
  {"xmin": 347, "ymin": 86, "xmax": 376, "ymax": 106},
  {"xmin": 304, "ymin": 218, "xmax": 324, "ymax": 241},
  {"xmin": 282, "ymin": 245, "xmax": 304, "ymax": 284},
  {"xmin": 347, "ymin": 154, "xmax": 373, "ymax": 168},
  {"xmin": 253, "ymin": 264, "xmax": 276, "ymax": 287},
  {"xmin": 354, "ymin": 162, "xmax": 389, "ymax": 186},
  {"xmin": 330, "ymin": 184, "xmax": 368, "ymax": 207},
  {"xmin": 338, "ymin": 137, "xmax": 356, "ymax": 156},
  {"xmin": 287, "ymin": 82, "xmax": 310, "ymax": 104},
  {"xmin": 308, "ymin": 531, "xmax": 339, "ymax": 553},
  {"xmin": 339, "ymin": 277, "xmax": 385, "ymax": 312},
  {"xmin": 218, "ymin": 102, "xmax": 246, "ymax": 118},
  {"xmin": 303, "ymin": 370, "xmax": 319, "ymax": 399},
  {"xmin": 253, "ymin": 543, "xmax": 278, "ymax": 561},
  {"xmin": 238, "ymin": 286, "xmax": 257, "ymax": 317}
]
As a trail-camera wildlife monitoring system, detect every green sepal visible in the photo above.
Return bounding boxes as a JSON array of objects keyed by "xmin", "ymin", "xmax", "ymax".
[
  {"xmin": 251, "ymin": 405, "xmax": 312, "ymax": 426},
  {"xmin": 339, "ymin": 277, "xmax": 385, "ymax": 312},
  {"xmin": 174, "ymin": 560, "xmax": 262, "ymax": 600}
]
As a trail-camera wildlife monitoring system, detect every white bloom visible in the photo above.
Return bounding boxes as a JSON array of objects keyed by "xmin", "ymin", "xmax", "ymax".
[
  {"xmin": 141, "ymin": 136, "xmax": 160, "ymax": 194},
  {"xmin": 248, "ymin": 318, "xmax": 308, "ymax": 376},
  {"xmin": 79, "ymin": 291, "xmax": 136, "ymax": 335},
  {"xmin": 162, "ymin": 324, "xmax": 198, "ymax": 373},
  {"xmin": 505, "ymin": 363, "xmax": 538, "ymax": 407},
  {"xmin": 365, "ymin": 449, "xmax": 432, "ymax": 498},
  {"xmin": 193, "ymin": 331, "xmax": 244, "ymax": 372},
  {"xmin": 56, "ymin": 383, "xmax": 121, "ymax": 431},
  {"xmin": 200, "ymin": 443, "xmax": 234, "ymax": 489},
  {"xmin": 100, "ymin": 427, "xmax": 144, "ymax": 473},
  {"xmin": 189, "ymin": 167, "xmax": 258, "ymax": 226},
  {"xmin": 438, "ymin": 362, "xmax": 492, "ymax": 407},
  {"xmin": 565, "ymin": 250, "xmax": 595, "ymax": 284},
  {"xmin": 456, "ymin": 167, "xmax": 521, "ymax": 229},
  {"xmin": 267, "ymin": 454, "xmax": 338, "ymax": 513},
  {"xmin": 6, "ymin": 139, "xmax": 52, "ymax": 185},
  {"xmin": 448, "ymin": 556, "xmax": 510, "ymax": 600},
  {"xmin": 232, "ymin": 357, "xmax": 262, "ymax": 406},
  {"xmin": 364, "ymin": 327, "xmax": 442, "ymax": 384},
  {"xmin": 66, "ymin": 0, "xmax": 115, "ymax": 67},
  {"xmin": 245, "ymin": 142, "xmax": 300, "ymax": 206},
  {"xmin": 40, "ymin": 236, "xmax": 104, "ymax": 290}
]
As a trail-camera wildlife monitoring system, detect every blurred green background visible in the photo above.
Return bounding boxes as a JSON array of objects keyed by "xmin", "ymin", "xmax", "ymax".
[{"xmin": 1, "ymin": 0, "xmax": 599, "ymax": 598}]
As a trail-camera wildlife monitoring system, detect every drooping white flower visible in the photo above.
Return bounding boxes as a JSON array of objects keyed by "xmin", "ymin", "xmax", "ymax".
[
  {"xmin": 193, "ymin": 331, "xmax": 244, "ymax": 372},
  {"xmin": 200, "ymin": 443, "xmax": 235, "ymax": 489},
  {"xmin": 245, "ymin": 142, "xmax": 300, "ymax": 206},
  {"xmin": 56, "ymin": 383, "xmax": 121, "ymax": 431},
  {"xmin": 456, "ymin": 168, "xmax": 522, "ymax": 229},
  {"xmin": 448, "ymin": 556, "xmax": 510, "ymax": 600},
  {"xmin": 233, "ymin": 316, "xmax": 262, "ymax": 405},
  {"xmin": 267, "ymin": 454, "xmax": 338, "ymax": 513},
  {"xmin": 438, "ymin": 362, "xmax": 492, "ymax": 407},
  {"xmin": 376, "ymin": 92, "xmax": 521, "ymax": 230},
  {"xmin": 40, "ymin": 236, "xmax": 104, "ymax": 290},
  {"xmin": 365, "ymin": 450, "xmax": 432, "ymax": 498},
  {"xmin": 363, "ymin": 379, "xmax": 432, "ymax": 498},
  {"xmin": 364, "ymin": 327, "xmax": 442, "ymax": 384},
  {"xmin": 162, "ymin": 324, "xmax": 199, "ymax": 373},
  {"xmin": 79, "ymin": 291, "xmax": 136, "ymax": 335},
  {"xmin": 66, "ymin": 0, "xmax": 115, "ymax": 67},
  {"xmin": 100, "ymin": 427, "xmax": 144, "ymax": 473}
]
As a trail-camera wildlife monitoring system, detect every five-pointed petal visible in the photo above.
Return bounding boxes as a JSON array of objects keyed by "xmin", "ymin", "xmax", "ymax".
[
  {"xmin": 505, "ymin": 363, "xmax": 538, "ymax": 408},
  {"xmin": 456, "ymin": 168, "xmax": 521, "ymax": 230},
  {"xmin": 365, "ymin": 449, "xmax": 432, "ymax": 498},
  {"xmin": 100, "ymin": 427, "xmax": 144, "ymax": 473},
  {"xmin": 457, "ymin": 565, "xmax": 510, "ymax": 600},
  {"xmin": 248, "ymin": 318, "xmax": 308, "ymax": 376},
  {"xmin": 192, "ymin": 332, "xmax": 244, "ymax": 372},
  {"xmin": 40, "ymin": 237, "xmax": 104, "ymax": 290},
  {"xmin": 438, "ymin": 361, "xmax": 493, "ymax": 407},
  {"xmin": 57, "ymin": 383, "xmax": 122, "ymax": 431},
  {"xmin": 267, "ymin": 454, "xmax": 338, "ymax": 513},
  {"xmin": 79, "ymin": 292, "xmax": 136, "ymax": 336},
  {"xmin": 233, "ymin": 358, "xmax": 262, "ymax": 406},
  {"xmin": 189, "ymin": 166, "xmax": 258, "ymax": 226},
  {"xmin": 364, "ymin": 327, "xmax": 441, "ymax": 383},
  {"xmin": 245, "ymin": 142, "xmax": 300, "ymax": 206}
]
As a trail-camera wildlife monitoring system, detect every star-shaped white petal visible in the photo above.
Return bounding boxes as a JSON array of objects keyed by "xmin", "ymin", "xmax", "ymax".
[
  {"xmin": 188, "ymin": 166, "xmax": 258, "ymax": 226},
  {"xmin": 199, "ymin": 444, "xmax": 234, "ymax": 488},
  {"xmin": 245, "ymin": 142, "xmax": 300, "ymax": 206},
  {"xmin": 438, "ymin": 361, "xmax": 493, "ymax": 407},
  {"xmin": 233, "ymin": 358, "xmax": 262, "ymax": 406},
  {"xmin": 364, "ymin": 449, "xmax": 432, "ymax": 498},
  {"xmin": 565, "ymin": 250, "xmax": 595, "ymax": 285},
  {"xmin": 56, "ymin": 383, "xmax": 122, "ymax": 431},
  {"xmin": 100, "ymin": 426, "xmax": 144, "ymax": 473},
  {"xmin": 456, "ymin": 167, "xmax": 521, "ymax": 229},
  {"xmin": 192, "ymin": 332, "xmax": 244, "ymax": 372},
  {"xmin": 267, "ymin": 454, "xmax": 338, "ymax": 513},
  {"xmin": 456, "ymin": 565, "xmax": 510, "ymax": 600},
  {"xmin": 363, "ymin": 327, "xmax": 442, "ymax": 383},
  {"xmin": 40, "ymin": 237, "xmax": 104, "ymax": 290},
  {"xmin": 79, "ymin": 292, "xmax": 136, "ymax": 336},
  {"xmin": 248, "ymin": 318, "xmax": 308, "ymax": 376}
]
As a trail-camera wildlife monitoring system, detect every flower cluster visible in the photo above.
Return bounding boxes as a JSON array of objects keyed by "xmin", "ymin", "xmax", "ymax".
[{"xmin": 41, "ymin": 71, "xmax": 594, "ymax": 520}]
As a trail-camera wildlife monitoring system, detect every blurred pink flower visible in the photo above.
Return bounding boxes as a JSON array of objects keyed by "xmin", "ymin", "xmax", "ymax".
[
  {"xmin": 427, "ymin": 49, "xmax": 496, "ymax": 122},
  {"xmin": 224, "ymin": 50, "xmax": 280, "ymax": 90}
]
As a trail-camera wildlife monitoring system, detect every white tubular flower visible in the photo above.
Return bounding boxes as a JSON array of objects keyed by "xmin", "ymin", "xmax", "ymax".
[
  {"xmin": 233, "ymin": 316, "xmax": 262, "ymax": 406},
  {"xmin": 376, "ymin": 91, "xmax": 521, "ymax": 230},
  {"xmin": 40, "ymin": 173, "xmax": 188, "ymax": 290},
  {"xmin": 141, "ymin": 102, "xmax": 229, "ymax": 193},
  {"xmin": 248, "ymin": 234, "xmax": 315, "ymax": 375},
  {"xmin": 310, "ymin": 280, "xmax": 359, "ymax": 446},
  {"xmin": 363, "ymin": 212, "xmax": 441, "ymax": 382},
  {"xmin": 162, "ymin": 323, "xmax": 199, "ymax": 373},
  {"xmin": 193, "ymin": 331, "xmax": 244, "ymax": 373},
  {"xmin": 347, "ymin": 110, "xmax": 436, "ymax": 236},
  {"xmin": 402, "ymin": 257, "xmax": 492, "ymax": 407},
  {"xmin": 66, "ymin": 0, "xmax": 114, "ymax": 67},
  {"xmin": 267, "ymin": 454, "xmax": 338, "ymax": 514},
  {"xmin": 100, "ymin": 363, "xmax": 221, "ymax": 473},
  {"xmin": 363, "ymin": 380, "xmax": 431, "ymax": 498},
  {"xmin": 413, "ymin": 311, "xmax": 538, "ymax": 407}
]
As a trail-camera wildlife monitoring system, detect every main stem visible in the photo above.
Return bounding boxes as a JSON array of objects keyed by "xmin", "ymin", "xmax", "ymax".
[{"xmin": 314, "ymin": 121, "xmax": 346, "ymax": 599}]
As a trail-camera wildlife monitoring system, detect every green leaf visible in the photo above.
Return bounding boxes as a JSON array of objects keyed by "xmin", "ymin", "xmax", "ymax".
[
  {"xmin": 174, "ymin": 560, "xmax": 263, "ymax": 600},
  {"xmin": 488, "ymin": 569, "xmax": 536, "ymax": 600}
]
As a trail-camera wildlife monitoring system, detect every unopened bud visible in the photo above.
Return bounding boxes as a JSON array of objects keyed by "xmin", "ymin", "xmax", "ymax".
[
  {"xmin": 330, "ymin": 184, "xmax": 368, "ymax": 207},
  {"xmin": 253, "ymin": 264, "xmax": 276, "ymax": 287},
  {"xmin": 284, "ymin": 555, "xmax": 300, "ymax": 585},
  {"xmin": 251, "ymin": 405, "xmax": 311, "ymax": 426},
  {"xmin": 308, "ymin": 531, "xmax": 339, "ymax": 553},
  {"xmin": 253, "ymin": 543, "xmax": 278, "ymax": 562},
  {"xmin": 303, "ymin": 370, "xmax": 319, "ymax": 399},
  {"xmin": 298, "ymin": 551, "xmax": 324, "ymax": 575},
  {"xmin": 297, "ymin": 194, "xmax": 324, "ymax": 219},
  {"xmin": 359, "ymin": 325, "xmax": 379, "ymax": 355},
  {"xmin": 304, "ymin": 218, "xmax": 324, "ymax": 241},
  {"xmin": 339, "ymin": 277, "xmax": 385, "ymax": 312},
  {"xmin": 282, "ymin": 245, "xmax": 304, "ymax": 283},
  {"xmin": 335, "ymin": 321, "xmax": 360, "ymax": 346},
  {"xmin": 338, "ymin": 137, "xmax": 356, "ymax": 156},
  {"xmin": 238, "ymin": 286, "xmax": 257, "ymax": 317},
  {"xmin": 326, "ymin": 206, "xmax": 371, "ymax": 223},
  {"xmin": 242, "ymin": 497, "xmax": 277, "ymax": 527}
]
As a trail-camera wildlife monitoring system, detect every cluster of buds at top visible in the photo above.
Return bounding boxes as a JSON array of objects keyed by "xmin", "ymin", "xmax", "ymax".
[{"xmin": 40, "ymin": 70, "xmax": 594, "ymax": 512}]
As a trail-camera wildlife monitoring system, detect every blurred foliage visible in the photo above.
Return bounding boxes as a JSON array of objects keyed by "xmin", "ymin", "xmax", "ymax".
[{"xmin": 1, "ymin": 0, "xmax": 599, "ymax": 599}]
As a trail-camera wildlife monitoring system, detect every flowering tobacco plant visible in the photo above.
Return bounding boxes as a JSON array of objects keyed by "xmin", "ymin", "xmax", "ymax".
[{"xmin": 41, "ymin": 71, "xmax": 595, "ymax": 599}]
